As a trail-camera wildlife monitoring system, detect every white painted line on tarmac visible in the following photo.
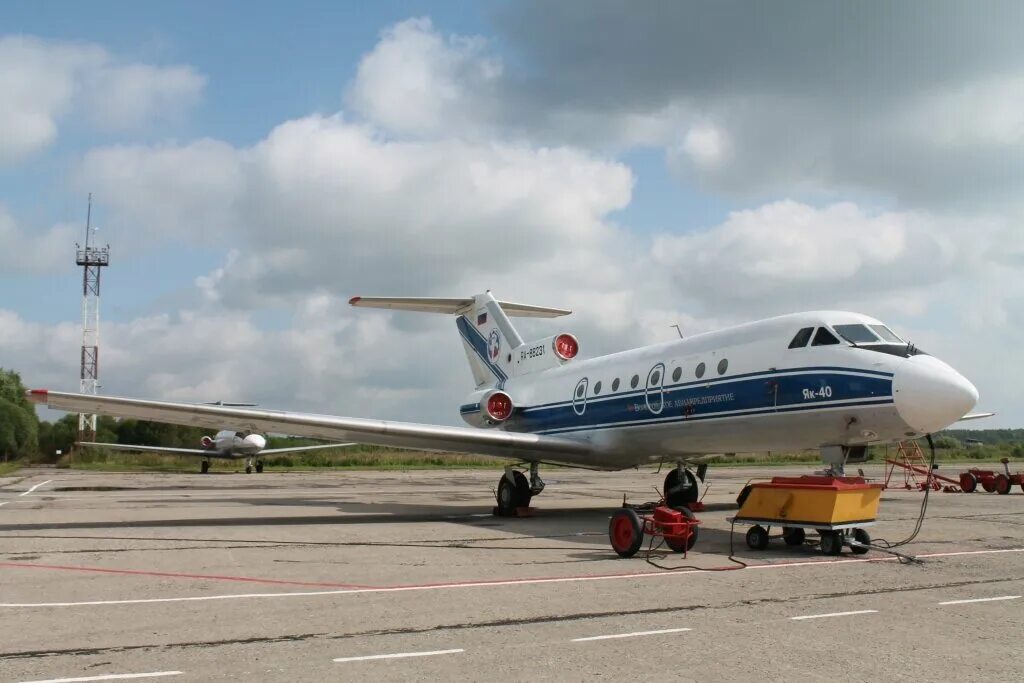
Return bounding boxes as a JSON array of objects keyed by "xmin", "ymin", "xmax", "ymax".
[
  {"xmin": 20, "ymin": 480, "xmax": 52, "ymax": 496},
  {"xmin": 572, "ymin": 627, "xmax": 691, "ymax": 642},
  {"xmin": 3, "ymin": 546, "xmax": 1022, "ymax": 609},
  {"xmin": 18, "ymin": 671, "xmax": 182, "ymax": 683},
  {"xmin": 333, "ymin": 649, "xmax": 464, "ymax": 663},
  {"xmin": 791, "ymin": 609, "xmax": 878, "ymax": 621},
  {"xmin": 939, "ymin": 595, "xmax": 1021, "ymax": 606}
]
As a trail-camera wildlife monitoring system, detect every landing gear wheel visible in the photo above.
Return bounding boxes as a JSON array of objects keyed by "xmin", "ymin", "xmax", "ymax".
[
  {"xmin": 851, "ymin": 528, "xmax": 871, "ymax": 554},
  {"xmin": 994, "ymin": 474, "xmax": 1011, "ymax": 495},
  {"xmin": 255, "ymin": 461, "xmax": 264, "ymax": 473},
  {"xmin": 664, "ymin": 468, "xmax": 699, "ymax": 508},
  {"xmin": 200, "ymin": 461, "xmax": 210, "ymax": 474},
  {"xmin": 245, "ymin": 465, "xmax": 253, "ymax": 474},
  {"xmin": 496, "ymin": 471, "xmax": 532, "ymax": 515},
  {"xmin": 782, "ymin": 527, "xmax": 806, "ymax": 546},
  {"xmin": 820, "ymin": 531, "xmax": 843, "ymax": 556},
  {"xmin": 609, "ymin": 508, "xmax": 644, "ymax": 558},
  {"xmin": 746, "ymin": 525, "xmax": 770, "ymax": 550},
  {"xmin": 736, "ymin": 484, "xmax": 752, "ymax": 508},
  {"xmin": 959, "ymin": 472, "xmax": 977, "ymax": 493},
  {"xmin": 664, "ymin": 507, "xmax": 699, "ymax": 552}
]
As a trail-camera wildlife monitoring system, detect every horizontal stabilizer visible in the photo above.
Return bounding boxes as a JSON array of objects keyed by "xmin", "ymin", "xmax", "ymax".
[{"xmin": 349, "ymin": 296, "xmax": 570, "ymax": 318}]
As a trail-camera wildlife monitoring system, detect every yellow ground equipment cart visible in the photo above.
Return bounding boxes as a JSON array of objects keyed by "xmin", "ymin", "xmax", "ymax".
[{"xmin": 730, "ymin": 475, "xmax": 883, "ymax": 555}]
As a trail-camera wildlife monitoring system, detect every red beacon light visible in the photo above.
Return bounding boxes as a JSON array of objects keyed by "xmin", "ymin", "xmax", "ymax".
[
  {"xmin": 553, "ymin": 333, "xmax": 579, "ymax": 361},
  {"xmin": 485, "ymin": 391, "xmax": 514, "ymax": 422}
]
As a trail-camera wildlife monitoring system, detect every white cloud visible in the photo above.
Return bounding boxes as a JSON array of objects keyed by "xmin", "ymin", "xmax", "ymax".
[
  {"xmin": 0, "ymin": 204, "xmax": 78, "ymax": 273},
  {"xmin": 0, "ymin": 35, "xmax": 205, "ymax": 165}
]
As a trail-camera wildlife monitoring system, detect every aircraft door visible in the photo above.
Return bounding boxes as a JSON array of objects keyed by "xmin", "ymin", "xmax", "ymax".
[
  {"xmin": 646, "ymin": 363, "xmax": 665, "ymax": 414},
  {"xmin": 572, "ymin": 377, "xmax": 589, "ymax": 416}
]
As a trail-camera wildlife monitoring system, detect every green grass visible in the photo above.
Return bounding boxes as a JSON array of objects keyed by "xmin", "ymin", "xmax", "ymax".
[{"xmin": 0, "ymin": 460, "xmax": 24, "ymax": 476}]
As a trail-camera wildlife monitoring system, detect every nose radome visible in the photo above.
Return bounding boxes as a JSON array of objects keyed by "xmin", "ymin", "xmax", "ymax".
[
  {"xmin": 246, "ymin": 434, "xmax": 266, "ymax": 450},
  {"xmin": 894, "ymin": 356, "xmax": 979, "ymax": 434}
]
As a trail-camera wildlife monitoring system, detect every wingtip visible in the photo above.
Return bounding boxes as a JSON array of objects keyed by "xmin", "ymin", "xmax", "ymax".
[
  {"xmin": 26, "ymin": 389, "xmax": 48, "ymax": 404},
  {"xmin": 348, "ymin": 296, "xmax": 362, "ymax": 306}
]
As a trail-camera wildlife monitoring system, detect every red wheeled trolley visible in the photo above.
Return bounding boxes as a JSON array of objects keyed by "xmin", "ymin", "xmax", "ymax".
[
  {"xmin": 959, "ymin": 459, "xmax": 1024, "ymax": 495},
  {"xmin": 609, "ymin": 506, "xmax": 700, "ymax": 558}
]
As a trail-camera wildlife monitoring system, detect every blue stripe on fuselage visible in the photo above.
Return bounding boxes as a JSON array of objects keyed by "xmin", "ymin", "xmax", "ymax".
[{"xmin": 505, "ymin": 370, "xmax": 893, "ymax": 435}]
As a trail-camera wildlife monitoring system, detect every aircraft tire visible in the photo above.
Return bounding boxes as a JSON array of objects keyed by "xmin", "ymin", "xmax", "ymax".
[
  {"xmin": 200, "ymin": 461, "xmax": 210, "ymax": 474},
  {"xmin": 496, "ymin": 471, "xmax": 531, "ymax": 514},
  {"xmin": 245, "ymin": 465, "xmax": 253, "ymax": 474},
  {"xmin": 256, "ymin": 462, "xmax": 264, "ymax": 473},
  {"xmin": 663, "ymin": 469, "xmax": 699, "ymax": 508}
]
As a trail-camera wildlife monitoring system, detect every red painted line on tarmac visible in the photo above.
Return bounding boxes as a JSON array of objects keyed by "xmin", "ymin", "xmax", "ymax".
[{"xmin": 0, "ymin": 562, "xmax": 375, "ymax": 589}]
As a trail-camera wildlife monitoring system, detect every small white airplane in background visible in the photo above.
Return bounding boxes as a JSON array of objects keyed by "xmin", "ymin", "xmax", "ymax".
[
  {"xmin": 80, "ymin": 429, "xmax": 355, "ymax": 474},
  {"xmin": 30, "ymin": 292, "xmax": 989, "ymax": 511}
]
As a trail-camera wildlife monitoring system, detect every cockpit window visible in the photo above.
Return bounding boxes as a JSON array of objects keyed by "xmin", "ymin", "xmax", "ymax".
[
  {"xmin": 870, "ymin": 324, "xmax": 903, "ymax": 343},
  {"xmin": 788, "ymin": 327, "xmax": 814, "ymax": 349},
  {"xmin": 833, "ymin": 324, "xmax": 881, "ymax": 344},
  {"xmin": 812, "ymin": 328, "xmax": 841, "ymax": 346}
]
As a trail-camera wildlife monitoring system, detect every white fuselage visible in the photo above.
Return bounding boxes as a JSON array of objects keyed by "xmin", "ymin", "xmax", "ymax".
[
  {"xmin": 207, "ymin": 430, "xmax": 267, "ymax": 458},
  {"xmin": 460, "ymin": 311, "xmax": 978, "ymax": 470}
]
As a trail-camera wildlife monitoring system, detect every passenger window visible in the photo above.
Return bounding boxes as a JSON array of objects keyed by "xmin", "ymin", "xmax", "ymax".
[
  {"xmin": 717, "ymin": 359, "xmax": 728, "ymax": 375},
  {"xmin": 672, "ymin": 366, "xmax": 682, "ymax": 382},
  {"xmin": 594, "ymin": 381, "xmax": 602, "ymax": 395},
  {"xmin": 695, "ymin": 362, "xmax": 706, "ymax": 379},
  {"xmin": 788, "ymin": 327, "xmax": 814, "ymax": 349},
  {"xmin": 812, "ymin": 328, "xmax": 841, "ymax": 346},
  {"xmin": 630, "ymin": 374, "xmax": 639, "ymax": 389},
  {"xmin": 612, "ymin": 378, "xmax": 620, "ymax": 391}
]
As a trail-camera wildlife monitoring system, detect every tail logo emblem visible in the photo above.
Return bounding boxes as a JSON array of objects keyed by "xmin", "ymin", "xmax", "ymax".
[{"xmin": 488, "ymin": 329, "xmax": 501, "ymax": 360}]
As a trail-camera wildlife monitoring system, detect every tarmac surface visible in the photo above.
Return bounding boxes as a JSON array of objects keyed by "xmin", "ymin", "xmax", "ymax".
[{"xmin": 1, "ymin": 463, "xmax": 1023, "ymax": 682}]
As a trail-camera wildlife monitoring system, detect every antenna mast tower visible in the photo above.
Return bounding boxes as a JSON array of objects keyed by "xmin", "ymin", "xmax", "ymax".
[{"xmin": 75, "ymin": 194, "xmax": 110, "ymax": 442}]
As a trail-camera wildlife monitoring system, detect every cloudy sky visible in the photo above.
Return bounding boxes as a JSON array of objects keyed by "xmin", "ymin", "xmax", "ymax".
[{"xmin": 2, "ymin": 1, "xmax": 1021, "ymax": 427}]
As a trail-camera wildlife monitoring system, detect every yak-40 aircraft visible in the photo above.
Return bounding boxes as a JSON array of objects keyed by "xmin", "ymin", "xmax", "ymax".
[
  {"xmin": 80, "ymin": 428, "xmax": 354, "ymax": 474},
  {"xmin": 28, "ymin": 292, "xmax": 989, "ymax": 514}
]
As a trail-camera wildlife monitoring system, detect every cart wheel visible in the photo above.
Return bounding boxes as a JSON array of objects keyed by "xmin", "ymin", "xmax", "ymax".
[
  {"xmin": 609, "ymin": 508, "xmax": 644, "ymax": 558},
  {"xmin": 820, "ymin": 531, "xmax": 843, "ymax": 556},
  {"xmin": 851, "ymin": 528, "xmax": 871, "ymax": 555},
  {"xmin": 746, "ymin": 525, "xmax": 770, "ymax": 550},
  {"xmin": 665, "ymin": 507, "xmax": 699, "ymax": 552},
  {"xmin": 981, "ymin": 477, "xmax": 995, "ymax": 493},
  {"xmin": 994, "ymin": 474, "xmax": 1011, "ymax": 495},
  {"xmin": 959, "ymin": 472, "xmax": 977, "ymax": 493},
  {"xmin": 782, "ymin": 527, "xmax": 806, "ymax": 546},
  {"xmin": 736, "ymin": 485, "xmax": 752, "ymax": 508}
]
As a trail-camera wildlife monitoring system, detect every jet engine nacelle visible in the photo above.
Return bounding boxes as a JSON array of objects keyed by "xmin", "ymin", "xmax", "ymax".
[
  {"xmin": 460, "ymin": 389, "xmax": 515, "ymax": 428},
  {"xmin": 201, "ymin": 435, "xmax": 214, "ymax": 449},
  {"xmin": 513, "ymin": 332, "xmax": 579, "ymax": 376}
]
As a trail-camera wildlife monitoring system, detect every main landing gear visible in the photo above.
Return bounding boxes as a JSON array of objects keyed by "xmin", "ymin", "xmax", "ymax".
[
  {"xmin": 663, "ymin": 465, "xmax": 701, "ymax": 508},
  {"xmin": 244, "ymin": 458, "xmax": 265, "ymax": 474},
  {"xmin": 200, "ymin": 459, "xmax": 210, "ymax": 474},
  {"xmin": 495, "ymin": 462, "xmax": 545, "ymax": 516}
]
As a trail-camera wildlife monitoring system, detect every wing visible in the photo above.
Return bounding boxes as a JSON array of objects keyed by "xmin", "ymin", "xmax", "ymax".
[
  {"xmin": 259, "ymin": 443, "xmax": 356, "ymax": 455},
  {"xmin": 957, "ymin": 412, "xmax": 996, "ymax": 422},
  {"xmin": 78, "ymin": 441, "xmax": 213, "ymax": 457},
  {"xmin": 29, "ymin": 390, "xmax": 600, "ymax": 467}
]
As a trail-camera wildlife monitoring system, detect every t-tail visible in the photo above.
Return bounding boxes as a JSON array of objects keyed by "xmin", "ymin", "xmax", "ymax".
[{"xmin": 348, "ymin": 292, "xmax": 579, "ymax": 388}]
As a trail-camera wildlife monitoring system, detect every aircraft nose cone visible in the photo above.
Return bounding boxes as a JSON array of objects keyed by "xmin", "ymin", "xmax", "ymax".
[
  {"xmin": 245, "ymin": 434, "xmax": 266, "ymax": 450},
  {"xmin": 893, "ymin": 356, "xmax": 978, "ymax": 434}
]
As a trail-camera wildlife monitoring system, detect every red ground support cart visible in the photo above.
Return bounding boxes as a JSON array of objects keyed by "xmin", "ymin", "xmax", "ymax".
[
  {"xmin": 609, "ymin": 505, "xmax": 700, "ymax": 558},
  {"xmin": 959, "ymin": 459, "xmax": 1024, "ymax": 495}
]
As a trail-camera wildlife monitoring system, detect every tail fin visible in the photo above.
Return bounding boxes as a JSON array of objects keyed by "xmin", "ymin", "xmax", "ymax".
[{"xmin": 349, "ymin": 292, "xmax": 571, "ymax": 388}]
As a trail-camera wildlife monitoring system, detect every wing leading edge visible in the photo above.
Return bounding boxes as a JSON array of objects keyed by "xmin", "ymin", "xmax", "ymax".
[
  {"xmin": 28, "ymin": 390, "xmax": 601, "ymax": 468},
  {"xmin": 78, "ymin": 442, "xmax": 214, "ymax": 457}
]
